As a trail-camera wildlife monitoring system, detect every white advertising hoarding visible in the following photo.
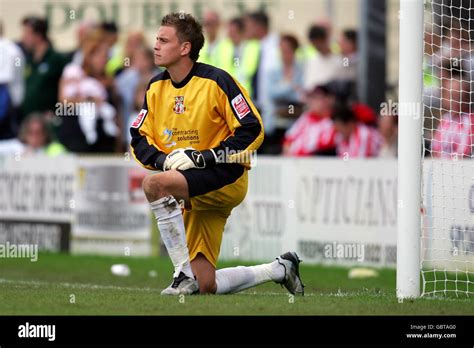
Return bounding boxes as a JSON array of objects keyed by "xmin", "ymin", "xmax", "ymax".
[
  {"xmin": 1, "ymin": 154, "xmax": 470, "ymax": 266},
  {"xmin": 423, "ymin": 159, "xmax": 474, "ymax": 271},
  {"xmin": 221, "ymin": 158, "xmax": 398, "ymax": 267},
  {"xmin": 72, "ymin": 156, "xmax": 151, "ymax": 255},
  {"xmin": 0, "ymin": 155, "xmax": 75, "ymax": 251}
]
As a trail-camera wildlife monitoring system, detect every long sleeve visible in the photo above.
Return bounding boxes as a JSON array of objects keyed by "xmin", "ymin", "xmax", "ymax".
[
  {"xmin": 129, "ymin": 78, "xmax": 167, "ymax": 170},
  {"xmin": 212, "ymin": 72, "xmax": 264, "ymax": 164}
]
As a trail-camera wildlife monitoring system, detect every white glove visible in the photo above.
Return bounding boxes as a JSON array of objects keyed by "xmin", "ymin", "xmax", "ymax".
[{"xmin": 164, "ymin": 147, "xmax": 207, "ymax": 170}]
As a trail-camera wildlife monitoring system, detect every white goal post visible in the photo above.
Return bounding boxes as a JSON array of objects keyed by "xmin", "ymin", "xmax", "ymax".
[
  {"xmin": 397, "ymin": 0, "xmax": 424, "ymax": 300},
  {"xmin": 398, "ymin": 0, "xmax": 474, "ymax": 299}
]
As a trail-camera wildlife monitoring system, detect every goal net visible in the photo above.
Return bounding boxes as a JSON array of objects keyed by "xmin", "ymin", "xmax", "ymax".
[{"xmin": 422, "ymin": 0, "xmax": 474, "ymax": 297}]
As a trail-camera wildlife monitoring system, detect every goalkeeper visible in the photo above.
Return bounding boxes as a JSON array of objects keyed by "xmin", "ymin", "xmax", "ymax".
[{"xmin": 130, "ymin": 12, "xmax": 304, "ymax": 295}]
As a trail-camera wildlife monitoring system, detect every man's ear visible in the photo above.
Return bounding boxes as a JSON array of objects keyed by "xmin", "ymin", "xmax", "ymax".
[{"xmin": 181, "ymin": 42, "xmax": 191, "ymax": 56}]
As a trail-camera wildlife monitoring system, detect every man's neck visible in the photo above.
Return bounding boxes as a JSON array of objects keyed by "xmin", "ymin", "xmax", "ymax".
[
  {"xmin": 167, "ymin": 59, "xmax": 194, "ymax": 84},
  {"xmin": 232, "ymin": 39, "xmax": 242, "ymax": 46},
  {"xmin": 208, "ymin": 35, "xmax": 217, "ymax": 44},
  {"xmin": 258, "ymin": 31, "xmax": 268, "ymax": 41},
  {"xmin": 318, "ymin": 46, "xmax": 331, "ymax": 56},
  {"xmin": 34, "ymin": 40, "xmax": 49, "ymax": 62}
]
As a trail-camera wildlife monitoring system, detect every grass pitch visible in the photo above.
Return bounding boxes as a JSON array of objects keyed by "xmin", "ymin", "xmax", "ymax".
[{"xmin": 0, "ymin": 252, "xmax": 472, "ymax": 315}]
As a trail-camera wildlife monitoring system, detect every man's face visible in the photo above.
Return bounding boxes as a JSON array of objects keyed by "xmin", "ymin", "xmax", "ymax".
[
  {"xmin": 280, "ymin": 39, "xmax": 294, "ymax": 65},
  {"xmin": 154, "ymin": 26, "xmax": 187, "ymax": 67},
  {"xmin": 203, "ymin": 13, "xmax": 219, "ymax": 39},
  {"xmin": 21, "ymin": 25, "xmax": 38, "ymax": 51},
  {"xmin": 307, "ymin": 91, "xmax": 334, "ymax": 117},
  {"xmin": 338, "ymin": 34, "xmax": 355, "ymax": 56},
  {"xmin": 311, "ymin": 38, "xmax": 327, "ymax": 52},
  {"xmin": 334, "ymin": 120, "xmax": 353, "ymax": 140},
  {"xmin": 228, "ymin": 23, "xmax": 241, "ymax": 44},
  {"xmin": 244, "ymin": 18, "xmax": 258, "ymax": 39},
  {"xmin": 25, "ymin": 119, "xmax": 47, "ymax": 149}
]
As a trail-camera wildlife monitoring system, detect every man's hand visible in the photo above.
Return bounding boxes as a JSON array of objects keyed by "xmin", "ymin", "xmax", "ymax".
[{"xmin": 163, "ymin": 147, "xmax": 213, "ymax": 170}]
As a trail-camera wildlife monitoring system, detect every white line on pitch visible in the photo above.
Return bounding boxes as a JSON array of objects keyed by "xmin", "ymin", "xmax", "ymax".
[{"xmin": 0, "ymin": 278, "xmax": 161, "ymax": 292}]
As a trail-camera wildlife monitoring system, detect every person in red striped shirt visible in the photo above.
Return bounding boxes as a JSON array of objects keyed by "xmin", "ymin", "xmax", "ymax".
[
  {"xmin": 431, "ymin": 67, "xmax": 474, "ymax": 159},
  {"xmin": 283, "ymin": 84, "xmax": 336, "ymax": 156},
  {"xmin": 332, "ymin": 102, "xmax": 382, "ymax": 158}
]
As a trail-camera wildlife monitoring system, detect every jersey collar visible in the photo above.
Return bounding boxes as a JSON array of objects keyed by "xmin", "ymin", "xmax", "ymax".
[{"xmin": 169, "ymin": 62, "xmax": 199, "ymax": 89}]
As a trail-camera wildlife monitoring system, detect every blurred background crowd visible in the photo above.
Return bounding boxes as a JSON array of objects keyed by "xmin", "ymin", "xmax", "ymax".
[{"xmin": 0, "ymin": 7, "xmax": 471, "ymax": 159}]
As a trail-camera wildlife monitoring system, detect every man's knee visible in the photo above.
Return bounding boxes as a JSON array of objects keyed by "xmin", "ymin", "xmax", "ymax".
[
  {"xmin": 142, "ymin": 173, "xmax": 168, "ymax": 202},
  {"xmin": 143, "ymin": 170, "xmax": 189, "ymax": 203}
]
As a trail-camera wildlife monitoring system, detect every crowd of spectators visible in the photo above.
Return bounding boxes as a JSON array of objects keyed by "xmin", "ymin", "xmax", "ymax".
[{"xmin": 0, "ymin": 11, "xmax": 471, "ymax": 159}]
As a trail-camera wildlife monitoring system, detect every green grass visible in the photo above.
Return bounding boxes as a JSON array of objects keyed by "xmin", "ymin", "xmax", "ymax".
[{"xmin": 0, "ymin": 252, "xmax": 472, "ymax": 315}]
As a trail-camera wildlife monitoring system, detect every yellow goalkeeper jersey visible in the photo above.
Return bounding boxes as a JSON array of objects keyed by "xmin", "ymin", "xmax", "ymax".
[{"xmin": 130, "ymin": 62, "xmax": 264, "ymax": 170}]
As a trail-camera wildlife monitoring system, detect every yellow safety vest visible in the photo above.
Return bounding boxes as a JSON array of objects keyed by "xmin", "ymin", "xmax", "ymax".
[{"xmin": 199, "ymin": 39, "xmax": 260, "ymax": 97}]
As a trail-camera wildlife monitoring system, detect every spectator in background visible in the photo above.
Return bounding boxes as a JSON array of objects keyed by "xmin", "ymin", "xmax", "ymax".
[
  {"xmin": 226, "ymin": 17, "xmax": 260, "ymax": 97},
  {"xmin": 378, "ymin": 111, "xmax": 398, "ymax": 158},
  {"xmin": 223, "ymin": 17, "xmax": 244, "ymax": 76},
  {"xmin": 122, "ymin": 32, "xmax": 147, "ymax": 66},
  {"xmin": 245, "ymin": 11, "xmax": 280, "ymax": 153},
  {"xmin": 332, "ymin": 102, "xmax": 382, "ymax": 158},
  {"xmin": 102, "ymin": 22, "xmax": 122, "ymax": 77},
  {"xmin": 304, "ymin": 25, "xmax": 342, "ymax": 90},
  {"xmin": 283, "ymin": 84, "xmax": 336, "ymax": 156},
  {"xmin": 65, "ymin": 20, "xmax": 96, "ymax": 65},
  {"xmin": 224, "ymin": 17, "xmax": 245, "ymax": 70},
  {"xmin": 19, "ymin": 113, "xmax": 66, "ymax": 156},
  {"xmin": 116, "ymin": 45, "xmax": 160, "ymax": 147},
  {"xmin": 217, "ymin": 17, "xmax": 244, "ymax": 76},
  {"xmin": 297, "ymin": 17, "xmax": 340, "ymax": 63},
  {"xmin": 0, "ymin": 20, "xmax": 25, "ymax": 152},
  {"xmin": 326, "ymin": 79, "xmax": 377, "ymax": 126},
  {"xmin": 337, "ymin": 29, "xmax": 358, "ymax": 82},
  {"xmin": 434, "ymin": 22, "xmax": 471, "ymax": 69},
  {"xmin": 200, "ymin": 11, "xmax": 222, "ymax": 66},
  {"xmin": 431, "ymin": 62, "xmax": 474, "ymax": 158},
  {"xmin": 267, "ymin": 34, "xmax": 304, "ymax": 154},
  {"xmin": 245, "ymin": 11, "xmax": 279, "ymax": 102},
  {"xmin": 20, "ymin": 16, "xmax": 66, "ymax": 123},
  {"xmin": 56, "ymin": 28, "xmax": 120, "ymax": 153}
]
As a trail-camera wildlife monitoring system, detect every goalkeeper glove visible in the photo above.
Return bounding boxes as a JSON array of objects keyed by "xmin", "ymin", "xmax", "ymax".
[{"xmin": 162, "ymin": 147, "xmax": 217, "ymax": 171}]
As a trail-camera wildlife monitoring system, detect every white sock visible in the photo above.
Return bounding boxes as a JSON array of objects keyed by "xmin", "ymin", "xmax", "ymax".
[
  {"xmin": 150, "ymin": 196, "xmax": 193, "ymax": 279},
  {"xmin": 215, "ymin": 260, "xmax": 285, "ymax": 294}
]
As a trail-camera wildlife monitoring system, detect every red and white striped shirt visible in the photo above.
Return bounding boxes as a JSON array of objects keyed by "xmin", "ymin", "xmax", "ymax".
[
  {"xmin": 335, "ymin": 123, "xmax": 382, "ymax": 158},
  {"xmin": 431, "ymin": 113, "xmax": 474, "ymax": 158},
  {"xmin": 283, "ymin": 112, "xmax": 335, "ymax": 156}
]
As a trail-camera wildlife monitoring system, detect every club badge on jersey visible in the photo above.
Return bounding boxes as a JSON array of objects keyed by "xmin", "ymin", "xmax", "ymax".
[{"xmin": 173, "ymin": 96, "xmax": 185, "ymax": 114}]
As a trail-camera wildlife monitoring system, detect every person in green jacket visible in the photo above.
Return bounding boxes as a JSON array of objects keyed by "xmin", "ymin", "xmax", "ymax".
[{"xmin": 20, "ymin": 16, "xmax": 67, "ymax": 123}]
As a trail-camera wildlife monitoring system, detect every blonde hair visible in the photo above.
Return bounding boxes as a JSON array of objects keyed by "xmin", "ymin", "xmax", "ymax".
[{"xmin": 81, "ymin": 28, "xmax": 108, "ymax": 76}]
